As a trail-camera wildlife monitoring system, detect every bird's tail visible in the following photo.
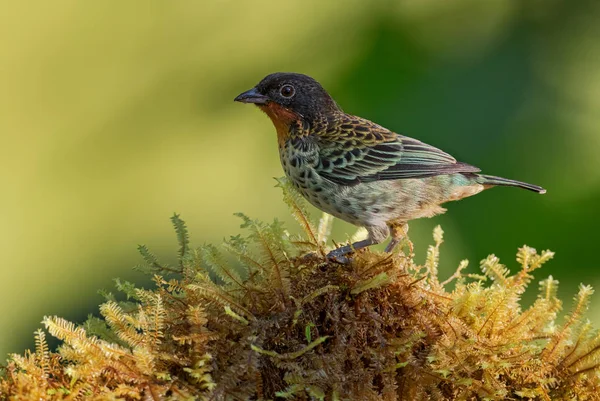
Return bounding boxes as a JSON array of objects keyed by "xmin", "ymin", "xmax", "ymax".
[{"xmin": 479, "ymin": 174, "xmax": 546, "ymax": 194}]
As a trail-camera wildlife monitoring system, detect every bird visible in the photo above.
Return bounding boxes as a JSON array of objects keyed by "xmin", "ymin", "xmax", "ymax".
[{"xmin": 234, "ymin": 72, "xmax": 546, "ymax": 262}]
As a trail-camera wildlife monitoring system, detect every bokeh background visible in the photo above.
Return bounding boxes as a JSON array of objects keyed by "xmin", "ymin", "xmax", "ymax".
[{"xmin": 1, "ymin": 0, "xmax": 599, "ymax": 357}]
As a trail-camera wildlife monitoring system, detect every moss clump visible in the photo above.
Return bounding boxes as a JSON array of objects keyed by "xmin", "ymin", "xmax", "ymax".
[{"xmin": 2, "ymin": 179, "xmax": 600, "ymax": 400}]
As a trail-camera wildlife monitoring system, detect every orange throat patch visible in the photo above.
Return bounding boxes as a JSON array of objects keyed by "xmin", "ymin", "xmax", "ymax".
[{"xmin": 258, "ymin": 102, "xmax": 300, "ymax": 147}]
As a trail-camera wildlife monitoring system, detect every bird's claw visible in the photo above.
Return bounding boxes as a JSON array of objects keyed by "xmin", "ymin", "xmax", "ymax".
[
  {"xmin": 330, "ymin": 255, "xmax": 351, "ymax": 264},
  {"xmin": 326, "ymin": 250, "xmax": 351, "ymax": 264}
]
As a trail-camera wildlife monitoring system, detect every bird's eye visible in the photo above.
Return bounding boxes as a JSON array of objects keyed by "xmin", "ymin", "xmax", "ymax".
[{"xmin": 280, "ymin": 84, "xmax": 295, "ymax": 98}]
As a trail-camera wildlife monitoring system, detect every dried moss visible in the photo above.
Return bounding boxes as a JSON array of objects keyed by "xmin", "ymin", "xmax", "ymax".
[{"xmin": 2, "ymin": 179, "xmax": 600, "ymax": 400}]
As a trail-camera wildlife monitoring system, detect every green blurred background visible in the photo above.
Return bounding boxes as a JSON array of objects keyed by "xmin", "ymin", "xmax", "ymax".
[{"xmin": 1, "ymin": 0, "xmax": 599, "ymax": 357}]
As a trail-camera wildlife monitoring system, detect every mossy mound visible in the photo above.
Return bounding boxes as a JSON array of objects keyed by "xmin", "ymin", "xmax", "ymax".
[{"xmin": 2, "ymin": 180, "xmax": 599, "ymax": 400}]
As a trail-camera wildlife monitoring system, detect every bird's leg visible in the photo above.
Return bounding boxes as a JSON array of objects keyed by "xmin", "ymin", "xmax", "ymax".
[
  {"xmin": 385, "ymin": 222, "xmax": 412, "ymax": 254},
  {"xmin": 327, "ymin": 225, "xmax": 388, "ymax": 264},
  {"xmin": 327, "ymin": 238, "xmax": 375, "ymax": 264}
]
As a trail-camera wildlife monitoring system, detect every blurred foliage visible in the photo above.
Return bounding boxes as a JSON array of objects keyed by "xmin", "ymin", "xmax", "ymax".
[{"xmin": 1, "ymin": 0, "xmax": 599, "ymax": 359}]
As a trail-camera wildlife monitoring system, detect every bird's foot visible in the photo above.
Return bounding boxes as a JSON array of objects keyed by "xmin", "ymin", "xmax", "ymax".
[
  {"xmin": 385, "ymin": 238, "xmax": 414, "ymax": 256},
  {"xmin": 384, "ymin": 238, "xmax": 400, "ymax": 253},
  {"xmin": 326, "ymin": 238, "xmax": 375, "ymax": 264},
  {"xmin": 386, "ymin": 222, "xmax": 413, "ymax": 256},
  {"xmin": 326, "ymin": 248, "xmax": 351, "ymax": 264}
]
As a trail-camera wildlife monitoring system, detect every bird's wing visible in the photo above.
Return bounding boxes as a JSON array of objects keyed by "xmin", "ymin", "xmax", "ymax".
[{"xmin": 315, "ymin": 115, "xmax": 481, "ymax": 186}]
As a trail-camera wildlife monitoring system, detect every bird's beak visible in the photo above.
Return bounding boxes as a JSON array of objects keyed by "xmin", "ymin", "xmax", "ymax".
[{"xmin": 234, "ymin": 87, "xmax": 269, "ymax": 105}]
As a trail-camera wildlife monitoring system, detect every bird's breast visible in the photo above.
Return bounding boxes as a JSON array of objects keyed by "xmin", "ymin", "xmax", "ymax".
[
  {"xmin": 258, "ymin": 103, "xmax": 301, "ymax": 148},
  {"xmin": 278, "ymin": 142, "xmax": 368, "ymax": 226},
  {"xmin": 279, "ymin": 140, "xmax": 317, "ymax": 181},
  {"xmin": 280, "ymin": 142, "xmax": 325, "ymax": 196}
]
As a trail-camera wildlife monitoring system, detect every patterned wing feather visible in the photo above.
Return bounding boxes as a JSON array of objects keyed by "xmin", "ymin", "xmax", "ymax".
[{"xmin": 316, "ymin": 115, "xmax": 480, "ymax": 186}]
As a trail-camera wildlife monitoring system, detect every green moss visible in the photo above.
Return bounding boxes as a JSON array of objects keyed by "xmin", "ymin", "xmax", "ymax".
[{"xmin": 2, "ymin": 179, "xmax": 600, "ymax": 400}]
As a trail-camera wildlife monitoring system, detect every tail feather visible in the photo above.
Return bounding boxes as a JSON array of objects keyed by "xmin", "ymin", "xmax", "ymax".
[{"xmin": 479, "ymin": 174, "xmax": 546, "ymax": 194}]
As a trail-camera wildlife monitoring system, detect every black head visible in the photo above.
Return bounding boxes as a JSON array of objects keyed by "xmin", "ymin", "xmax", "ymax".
[{"xmin": 234, "ymin": 72, "xmax": 340, "ymax": 122}]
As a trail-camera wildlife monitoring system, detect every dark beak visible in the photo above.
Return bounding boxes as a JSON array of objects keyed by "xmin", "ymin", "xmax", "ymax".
[{"xmin": 234, "ymin": 87, "xmax": 269, "ymax": 105}]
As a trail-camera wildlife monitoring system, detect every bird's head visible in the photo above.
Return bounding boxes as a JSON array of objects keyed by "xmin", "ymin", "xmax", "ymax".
[{"xmin": 234, "ymin": 73, "xmax": 340, "ymax": 130}]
